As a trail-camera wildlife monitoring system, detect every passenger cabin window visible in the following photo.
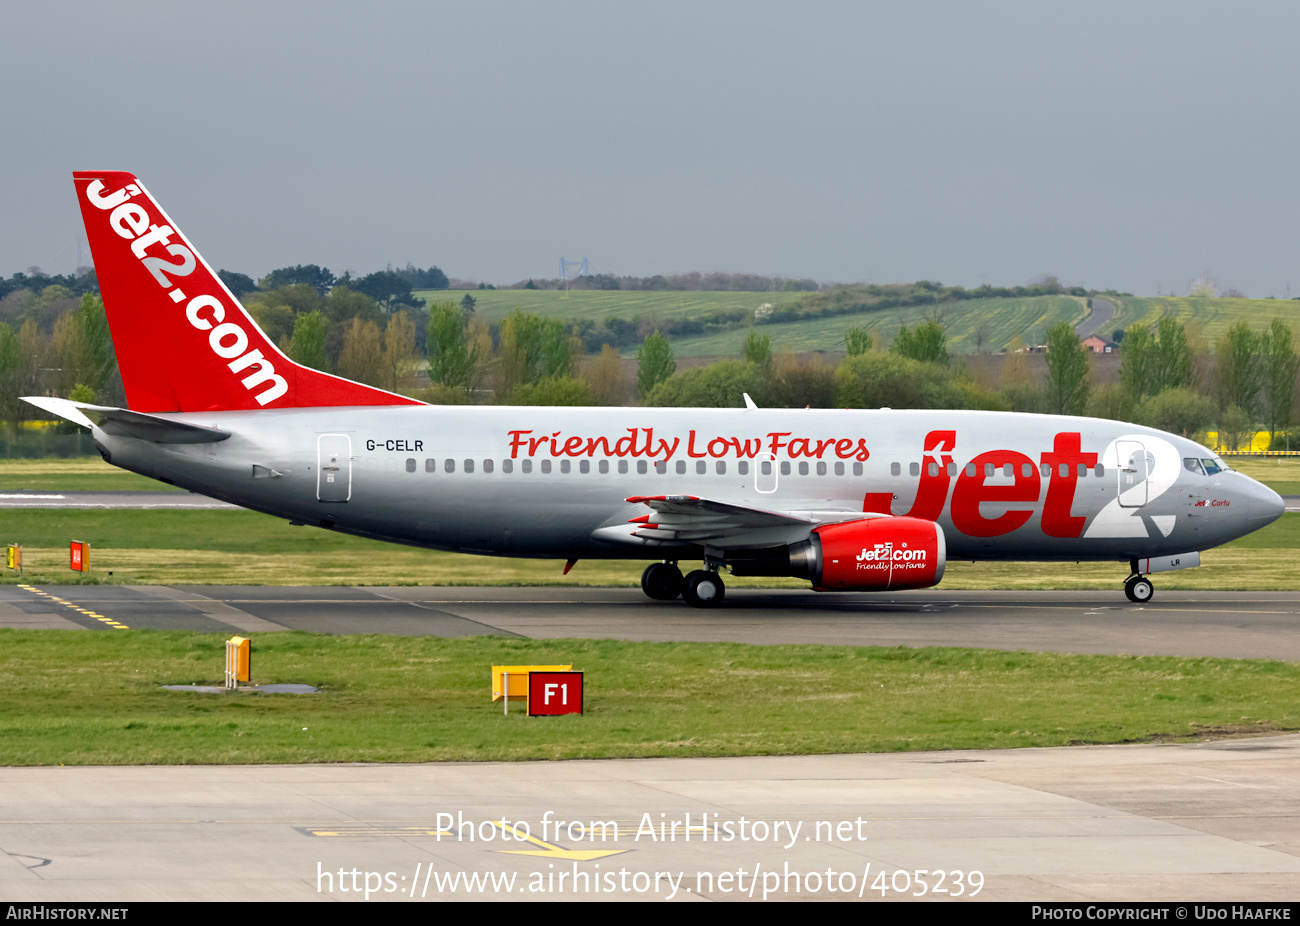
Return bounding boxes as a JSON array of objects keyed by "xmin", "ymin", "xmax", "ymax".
[
  {"xmin": 425, "ymin": 458, "xmax": 436, "ymax": 473},
  {"xmin": 853, "ymin": 462, "xmax": 863, "ymax": 476},
  {"xmin": 503, "ymin": 460, "xmax": 513, "ymax": 473},
  {"xmin": 638, "ymin": 460, "xmax": 648, "ymax": 474},
  {"xmin": 716, "ymin": 461, "xmax": 726, "ymax": 474},
  {"xmin": 522, "ymin": 459, "xmax": 532, "ymax": 473},
  {"xmin": 560, "ymin": 460, "xmax": 571, "ymax": 473},
  {"xmin": 464, "ymin": 459, "xmax": 475, "ymax": 473},
  {"xmin": 483, "ymin": 459, "xmax": 494, "ymax": 473},
  {"xmin": 817, "ymin": 462, "xmax": 827, "ymax": 475},
  {"xmin": 599, "ymin": 460, "xmax": 609, "ymax": 474},
  {"xmin": 910, "ymin": 462, "xmax": 920, "ymax": 477},
  {"xmin": 696, "ymin": 461, "xmax": 706, "ymax": 475},
  {"xmin": 738, "ymin": 461, "xmax": 749, "ymax": 475},
  {"xmin": 890, "ymin": 462, "xmax": 900, "ymax": 476},
  {"xmin": 656, "ymin": 461, "xmax": 667, "ymax": 474},
  {"xmin": 406, "ymin": 458, "xmax": 416, "ymax": 473},
  {"xmin": 1094, "ymin": 464, "xmax": 1104, "ymax": 477},
  {"xmin": 541, "ymin": 460, "xmax": 551, "ymax": 473},
  {"xmin": 781, "ymin": 462, "xmax": 791, "ymax": 476},
  {"xmin": 676, "ymin": 460, "xmax": 687, "ymax": 474},
  {"xmin": 445, "ymin": 459, "xmax": 455, "ymax": 473},
  {"xmin": 798, "ymin": 462, "xmax": 809, "ymax": 475},
  {"xmin": 578, "ymin": 460, "xmax": 589, "ymax": 474},
  {"xmin": 835, "ymin": 462, "xmax": 844, "ymax": 476}
]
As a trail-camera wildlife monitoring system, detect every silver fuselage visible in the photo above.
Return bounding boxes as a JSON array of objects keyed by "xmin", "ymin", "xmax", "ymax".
[{"xmin": 90, "ymin": 405, "xmax": 1284, "ymax": 566}]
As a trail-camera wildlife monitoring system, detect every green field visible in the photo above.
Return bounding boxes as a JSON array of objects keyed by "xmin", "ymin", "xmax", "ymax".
[
  {"xmin": 418, "ymin": 289, "xmax": 1088, "ymax": 356},
  {"xmin": 0, "ymin": 457, "xmax": 179, "ymax": 492},
  {"xmin": 418, "ymin": 289, "xmax": 795, "ymax": 326},
  {"xmin": 417, "ymin": 289, "xmax": 1300, "ymax": 358},
  {"xmin": 0, "ymin": 630, "xmax": 1294, "ymax": 765},
  {"xmin": 666, "ymin": 295, "xmax": 1088, "ymax": 358},
  {"xmin": 1109, "ymin": 296, "xmax": 1300, "ymax": 343}
]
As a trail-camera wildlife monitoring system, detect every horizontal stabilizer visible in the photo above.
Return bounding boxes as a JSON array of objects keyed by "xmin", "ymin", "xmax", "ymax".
[{"xmin": 21, "ymin": 396, "xmax": 230, "ymax": 444}]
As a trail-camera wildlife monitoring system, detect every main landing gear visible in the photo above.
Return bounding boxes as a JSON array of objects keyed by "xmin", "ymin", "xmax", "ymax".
[
  {"xmin": 641, "ymin": 561, "xmax": 682, "ymax": 600},
  {"xmin": 1124, "ymin": 573, "xmax": 1154, "ymax": 603},
  {"xmin": 640, "ymin": 561, "xmax": 726, "ymax": 608}
]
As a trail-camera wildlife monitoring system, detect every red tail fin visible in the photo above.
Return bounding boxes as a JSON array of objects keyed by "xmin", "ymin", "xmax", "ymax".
[{"xmin": 73, "ymin": 171, "xmax": 423, "ymax": 412}]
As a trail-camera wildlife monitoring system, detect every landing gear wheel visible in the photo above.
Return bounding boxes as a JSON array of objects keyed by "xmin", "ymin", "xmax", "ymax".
[
  {"xmin": 641, "ymin": 562, "xmax": 683, "ymax": 601},
  {"xmin": 682, "ymin": 570, "xmax": 725, "ymax": 608},
  {"xmin": 1124, "ymin": 575, "xmax": 1154, "ymax": 603}
]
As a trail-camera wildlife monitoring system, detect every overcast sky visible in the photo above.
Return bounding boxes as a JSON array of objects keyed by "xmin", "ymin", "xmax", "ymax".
[{"xmin": 4, "ymin": 2, "xmax": 1298, "ymax": 296}]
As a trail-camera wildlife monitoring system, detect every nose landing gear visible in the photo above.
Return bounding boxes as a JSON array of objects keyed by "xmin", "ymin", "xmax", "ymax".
[{"xmin": 1124, "ymin": 573, "xmax": 1154, "ymax": 603}]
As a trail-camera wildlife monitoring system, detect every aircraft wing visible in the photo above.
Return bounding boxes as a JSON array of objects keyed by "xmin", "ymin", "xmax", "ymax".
[
  {"xmin": 603, "ymin": 494, "xmax": 882, "ymax": 546},
  {"xmin": 625, "ymin": 494, "xmax": 807, "ymax": 542}
]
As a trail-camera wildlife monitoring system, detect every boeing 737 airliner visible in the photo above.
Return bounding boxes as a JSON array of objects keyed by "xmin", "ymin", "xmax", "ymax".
[{"xmin": 23, "ymin": 172, "xmax": 1285, "ymax": 606}]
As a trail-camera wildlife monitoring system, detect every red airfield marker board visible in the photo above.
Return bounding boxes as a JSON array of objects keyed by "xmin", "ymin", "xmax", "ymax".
[{"xmin": 528, "ymin": 672, "xmax": 583, "ymax": 716}]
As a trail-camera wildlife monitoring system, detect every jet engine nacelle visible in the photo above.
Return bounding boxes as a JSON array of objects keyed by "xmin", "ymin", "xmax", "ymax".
[{"xmin": 787, "ymin": 516, "xmax": 946, "ymax": 591}]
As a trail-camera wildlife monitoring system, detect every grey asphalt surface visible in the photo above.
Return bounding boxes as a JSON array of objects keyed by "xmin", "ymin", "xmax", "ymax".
[
  {"xmin": 3, "ymin": 740, "xmax": 1299, "ymax": 901},
  {"xmin": 7, "ymin": 585, "xmax": 1300, "ymax": 660},
  {"xmin": 1075, "ymin": 296, "xmax": 1117, "ymax": 339}
]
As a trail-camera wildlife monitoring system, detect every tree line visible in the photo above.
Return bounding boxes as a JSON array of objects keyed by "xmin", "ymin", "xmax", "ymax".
[{"xmin": 6, "ymin": 273, "xmax": 1300, "ymax": 454}]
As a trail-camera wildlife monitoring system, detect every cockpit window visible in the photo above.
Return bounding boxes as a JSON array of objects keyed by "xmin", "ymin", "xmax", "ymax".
[
  {"xmin": 1202, "ymin": 458, "xmax": 1223, "ymax": 475},
  {"xmin": 1183, "ymin": 457, "xmax": 1206, "ymax": 475}
]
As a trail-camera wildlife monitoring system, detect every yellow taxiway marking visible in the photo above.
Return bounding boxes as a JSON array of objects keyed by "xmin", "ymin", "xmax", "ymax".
[
  {"xmin": 494, "ymin": 822, "xmax": 627, "ymax": 861},
  {"xmin": 14, "ymin": 585, "xmax": 129, "ymax": 629}
]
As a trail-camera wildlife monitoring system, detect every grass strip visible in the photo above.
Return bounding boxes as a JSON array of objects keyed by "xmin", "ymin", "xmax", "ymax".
[
  {"xmin": 0, "ymin": 458, "xmax": 179, "ymax": 492},
  {"xmin": 0, "ymin": 630, "xmax": 1295, "ymax": 766},
  {"xmin": 1, "ymin": 508, "xmax": 1297, "ymax": 589}
]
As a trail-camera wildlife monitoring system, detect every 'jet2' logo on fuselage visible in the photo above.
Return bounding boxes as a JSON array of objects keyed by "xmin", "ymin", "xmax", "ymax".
[{"xmin": 868, "ymin": 430, "xmax": 1100, "ymax": 539}]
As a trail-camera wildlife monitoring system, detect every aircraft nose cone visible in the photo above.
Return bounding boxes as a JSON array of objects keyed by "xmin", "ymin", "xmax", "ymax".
[{"xmin": 1246, "ymin": 479, "xmax": 1285, "ymax": 524}]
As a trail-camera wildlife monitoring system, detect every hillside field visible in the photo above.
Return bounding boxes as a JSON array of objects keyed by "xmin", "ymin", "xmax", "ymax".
[
  {"xmin": 411, "ymin": 289, "xmax": 1300, "ymax": 358},
  {"xmin": 1108, "ymin": 296, "xmax": 1300, "ymax": 344},
  {"xmin": 420, "ymin": 289, "xmax": 1090, "ymax": 356}
]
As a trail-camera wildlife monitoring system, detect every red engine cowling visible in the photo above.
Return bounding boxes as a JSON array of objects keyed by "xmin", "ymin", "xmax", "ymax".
[{"xmin": 793, "ymin": 517, "xmax": 946, "ymax": 591}]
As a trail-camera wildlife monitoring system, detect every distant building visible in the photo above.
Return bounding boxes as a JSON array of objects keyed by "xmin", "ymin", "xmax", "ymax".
[{"xmin": 1082, "ymin": 335, "xmax": 1118, "ymax": 354}]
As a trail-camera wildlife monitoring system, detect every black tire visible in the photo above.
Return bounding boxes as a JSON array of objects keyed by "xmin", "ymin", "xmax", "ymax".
[
  {"xmin": 641, "ymin": 562, "xmax": 683, "ymax": 601},
  {"xmin": 1124, "ymin": 575, "xmax": 1154, "ymax": 603},
  {"xmin": 682, "ymin": 570, "xmax": 725, "ymax": 608}
]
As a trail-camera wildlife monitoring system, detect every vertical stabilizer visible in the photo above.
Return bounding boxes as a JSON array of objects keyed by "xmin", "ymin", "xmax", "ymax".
[{"xmin": 73, "ymin": 171, "xmax": 424, "ymax": 412}]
